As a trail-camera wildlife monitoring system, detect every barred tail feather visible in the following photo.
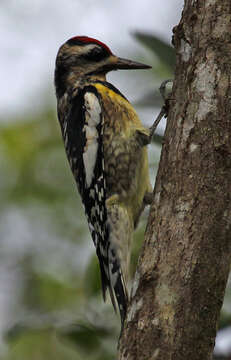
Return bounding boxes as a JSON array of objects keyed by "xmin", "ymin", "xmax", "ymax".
[
  {"xmin": 106, "ymin": 204, "xmax": 132, "ymax": 324},
  {"xmin": 97, "ymin": 245, "xmax": 128, "ymax": 324},
  {"xmin": 112, "ymin": 270, "xmax": 128, "ymax": 325}
]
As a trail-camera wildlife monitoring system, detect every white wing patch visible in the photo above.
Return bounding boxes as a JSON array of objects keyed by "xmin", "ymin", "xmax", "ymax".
[{"xmin": 83, "ymin": 92, "xmax": 102, "ymax": 187}]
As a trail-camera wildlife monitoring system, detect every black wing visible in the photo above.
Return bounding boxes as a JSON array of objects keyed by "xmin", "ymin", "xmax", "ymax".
[{"xmin": 58, "ymin": 86, "xmax": 127, "ymax": 324}]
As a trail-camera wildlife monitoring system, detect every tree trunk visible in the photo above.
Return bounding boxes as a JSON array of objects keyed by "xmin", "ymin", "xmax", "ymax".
[{"xmin": 118, "ymin": 1, "xmax": 231, "ymax": 359}]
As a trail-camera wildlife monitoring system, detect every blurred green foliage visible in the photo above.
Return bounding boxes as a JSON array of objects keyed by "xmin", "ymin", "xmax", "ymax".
[
  {"xmin": 134, "ymin": 32, "xmax": 175, "ymax": 73},
  {"xmin": 0, "ymin": 32, "xmax": 230, "ymax": 360}
]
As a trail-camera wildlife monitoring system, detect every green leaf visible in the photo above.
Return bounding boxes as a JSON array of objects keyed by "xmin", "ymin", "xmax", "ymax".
[
  {"xmin": 23, "ymin": 270, "xmax": 81, "ymax": 311},
  {"xmin": 59, "ymin": 323, "xmax": 116, "ymax": 360},
  {"xmin": 133, "ymin": 31, "xmax": 176, "ymax": 71},
  {"xmin": 4, "ymin": 328, "xmax": 81, "ymax": 360},
  {"xmin": 60, "ymin": 324, "xmax": 107, "ymax": 351},
  {"xmin": 84, "ymin": 255, "xmax": 102, "ymax": 297}
]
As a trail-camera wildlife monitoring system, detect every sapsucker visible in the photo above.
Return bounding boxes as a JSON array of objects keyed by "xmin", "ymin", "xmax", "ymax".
[{"xmin": 54, "ymin": 36, "xmax": 154, "ymax": 325}]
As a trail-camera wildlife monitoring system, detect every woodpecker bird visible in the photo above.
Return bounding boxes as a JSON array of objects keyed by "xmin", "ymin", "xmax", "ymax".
[{"xmin": 54, "ymin": 36, "xmax": 154, "ymax": 325}]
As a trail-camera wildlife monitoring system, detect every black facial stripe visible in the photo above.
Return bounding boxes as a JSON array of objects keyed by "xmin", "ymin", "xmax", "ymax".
[
  {"xmin": 66, "ymin": 38, "xmax": 88, "ymax": 46},
  {"xmin": 81, "ymin": 47, "xmax": 110, "ymax": 62}
]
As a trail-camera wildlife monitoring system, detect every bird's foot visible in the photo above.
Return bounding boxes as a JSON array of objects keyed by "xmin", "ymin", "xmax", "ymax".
[{"xmin": 149, "ymin": 79, "xmax": 173, "ymax": 141}]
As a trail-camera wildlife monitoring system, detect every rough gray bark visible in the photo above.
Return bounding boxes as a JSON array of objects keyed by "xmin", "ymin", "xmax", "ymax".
[{"xmin": 118, "ymin": 1, "xmax": 231, "ymax": 359}]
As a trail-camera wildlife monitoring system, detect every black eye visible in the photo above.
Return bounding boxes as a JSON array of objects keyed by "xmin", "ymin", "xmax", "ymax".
[{"xmin": 83, "ymin": 47, "xmax": 109, "ymax": 62}]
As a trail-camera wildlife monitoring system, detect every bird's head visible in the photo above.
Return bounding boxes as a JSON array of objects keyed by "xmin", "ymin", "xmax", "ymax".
[{"xmin": 55, "ymin": 36, "xmax": 151, "ymax": 97}]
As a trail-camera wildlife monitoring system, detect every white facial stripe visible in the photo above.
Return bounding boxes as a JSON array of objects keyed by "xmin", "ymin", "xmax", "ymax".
[
  {"xmin": 83, "ymin": 92, "xmax": 102, "ymax": 187},
  {"xmin": 79, "ymin": 44, "xmax": 101, "ymax": 56}
]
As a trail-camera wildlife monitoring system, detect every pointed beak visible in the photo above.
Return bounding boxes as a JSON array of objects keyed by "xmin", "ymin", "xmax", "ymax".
[{"xmin": 114, "ymin": 56, "xmax": 152, "ymax": 70}]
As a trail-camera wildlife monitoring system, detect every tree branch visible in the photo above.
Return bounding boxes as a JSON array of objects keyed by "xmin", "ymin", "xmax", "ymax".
[{"xmin": 118, "ymin": 0, "xmax": 231, "ymax": 359}]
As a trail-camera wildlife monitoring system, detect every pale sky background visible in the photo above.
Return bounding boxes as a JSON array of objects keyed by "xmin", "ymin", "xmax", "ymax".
[{"xmin": 0, "ymin": 0, "xmax": 184, "ymax": 119}]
